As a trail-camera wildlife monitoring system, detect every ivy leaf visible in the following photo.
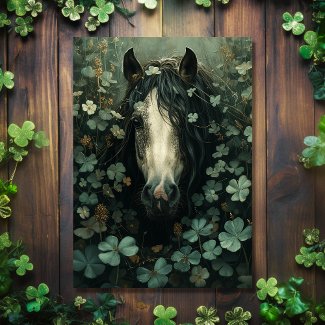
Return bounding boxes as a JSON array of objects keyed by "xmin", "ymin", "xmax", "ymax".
[
  {"xmin": 8, "ymin": 121, "xmax": 35, "ymax": 147},
  {"xmin": 218, "ymin": 217, "xmax": 252, "ymax": 252},
  {"xmin": 33, "ymin": 131, "xmax": 50, "ymax": 148},
  {"xmin": 153, "ymin": 305, "xmax": 177, "ymax": 325},
  {"xmin": 73, "ymin": 245, "xmax": 105, "ymax": 279},
  {"xmin": 259, "ymin": 302, "xmax": 281, "ymax": 323},
  {"xmin": 0, "ymin": 195, "xmax": 12, "ymax": 219},
  {"xmin": 0, "ymin": 69, "xmax": 14, "ymax": 91},
  {"xmin": 256, "ymin": 277, "xmax": 278, "ymax": 300}
]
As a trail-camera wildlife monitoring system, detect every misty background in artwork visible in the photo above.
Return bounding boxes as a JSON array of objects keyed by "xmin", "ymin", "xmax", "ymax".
[{"xmin": 73, "ymin": 37, "xmax": 253, "ymax": 288}]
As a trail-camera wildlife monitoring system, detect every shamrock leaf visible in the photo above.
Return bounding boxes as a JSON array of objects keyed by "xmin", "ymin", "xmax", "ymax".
[
  {"xmin": 300, "ymin": 311, "xmax": 318, "ymax": 325},
  {"xmin": 33, "ymin": 131, "xmax": 50, "ymax": 148},
  {"xmin": 25, "ymin": 0, "xmax": 42, "ymax": 17},
  {"xmin": 74, "ymin": 296, "xmax": 86, "ymax": 308},
  {"xmin": 188, "ymin": 113, "xmax": 198, "ymax": 123},
  {"xmin": 137, "ymin": 258, "xmax": 172, "ymax": 288},
  {"xmin": 73, "ymin": 245, "xmax": 105, "ymax": 279},
  {"xmin": 87, "ymin": 117, "xmax": 108, "ymax": 131},
  {"xmin": 110, "ymin": 124, "xmax": 125, "ymax": 139},
  {"xmin": 303, "ymin": 228, "xmax": 319, "ymax": 245},
  {"xmin": 14, "ymin": 255, "xmax": 33, "ymax": 276},
  {"xmin": 75, "ymin": 152, "xmax": 98, "ymax": 172},
  {"xmin": 107, "ymin": 163, "xmax": 126, "ymax": 182},
  {"xmin": 202, "ymin": 240, "xmax": 222, "ymax": 260},
  {"xmin": 218, "ymin": 217, "xmax": 252, "ymax": 252},
  {"xmin": 138, "ymin": 0, "xmax": 158, "ymax": 10},
  {"xmin": 203, "ymin": 180, "xmax": 222, "ymax": 203},
  {"xmin": 236, "ymin": 61, "xmax": 252, "ymax": 75},
  {"xmin": 101, "ymin": 71, "xmax": 117, "ymax": 87},
  {"xmin": 74, "ymin": 216, "xmax": 107, "ymax": 239},
  {"xmin": 191, "ymin": 193, "xmax": 204, "ymax": 207},
  {"xmin": 0, "ymin": 68, "xmax": 14, "ymax": 91},
  {"xmin": 26, "ymin": 283, "xmax": 49, "ymax": 312},
  {"xmin": 7, "ymin": 0, "xmax": 27, "ymax": 16},
  {"xmin": 210, "ymin": 95, "xmax": 221, "ymax": 107},
  {"xmin": 299, "ymin": 31, "xmax": 318, "ymax": 60},
  {"xmin": 15, "ymin": 17, "xmax": 33, "ymax": 37},
  {"xmin": 211, "ymin": 257, "xmax": 233, "ymax": 277},
  {"xmin": 171, "ymin": 246, "xmax": 201, "ymax": 272},
  {"xmin": 0, "ymin": 232, "xmax": 12, "ymax": 250},
  {"xmin": 62, "ymin": 0, "xmax": 84, "ymax": 21},
  {"xmin": 9, "ymin": 147, "xmax": 28, "ymax": 162},
  {"xmin": 295, "ymin": 247, "xmax": 317, "ymax": 267},
  {"xmin": 98, "ymin": 236, "xmax": 138, "ymax": 266},
  {"xmin": 183, "ymin": 218, "xmax": 213, "ymax": 243},
  {"xmin": 195, "ymin": 306, "xmax": 219, "ymax": 325},
  {"xmin": 90, "ymin": 0, "xmax": 114, "ymax": 23},
  {"xmin": 212, "ymin": 144, "xmax": 229, "ymax": 158},
  {"xmin": 81, "ymin": 66, "xmax": 96, "ymax": 78},
  {"xmin": 316, "ymin": 252, "xmax": 325, "ymax": 270},
  {"xmin": 0, "ymin": 13, "xmax": 11, "ymax": 28},
  {"xmin": 85, "ymin": 16, "xmax": 100, "ymax": 32},
  {"xmin": 0, "ymin": 195, "xmax": 12, "ymax": 219},
  {"xmin": 256, "ymin": 277, "xmax": 278, "ymax": 300},
  {"xmin": 226, "ymin": 175, "xmax": 251, "ymax": 202},
  {"xmin": 282, "ymin": 12, "xmax": 305, "ymax": 35},
  {"xmin": 153, "ymin": 305, "xmax": 177, "ymax": 325},
  {"xmin": 79, "ymin": 192, "xmax": 98, "ymax": 205},
  {"xmin": 244, "ymin": 126, "xmax": 252, "ymax": 143},
  {"xmin": 190, "ymin": 266, "xmax": 209, "ymax": 287},
  {"xmin": 8, "ymin": 121, "xmax": 35, "ymax": 147},
  {"xmin": 225, "ymin": 307, "xmax": 251, "ymax": 325},
  {"xmin": 195, "ymin": 0, "xmax": 212, "ymax": 8}
]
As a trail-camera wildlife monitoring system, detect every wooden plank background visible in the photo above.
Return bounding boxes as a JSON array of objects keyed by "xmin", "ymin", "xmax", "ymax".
[{"xmin": 0, "ymin": 0, "xmax": 324, "ymax": 324}]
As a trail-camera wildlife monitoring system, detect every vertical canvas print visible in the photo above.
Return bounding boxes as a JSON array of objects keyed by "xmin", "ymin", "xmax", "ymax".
[{"xmin": 73, "ymin": 37, "xmax": 253, "ymax": 288}]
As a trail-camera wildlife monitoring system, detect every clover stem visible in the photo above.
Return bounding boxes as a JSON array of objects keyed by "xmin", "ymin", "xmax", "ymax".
[
  {"xmin": 242, "ymin": 244, "xmax": 249, "ymax": 266},
  {"xmin": 198, "ymin": 236, "xmax": 203, "ymax": 253},
  {"xmin": 115, "ymin": 264, "xmax": 119, "ymax": 285},
  {"xmin": 9, "ymin": 162, "xmax": 18, "ymax": 182}
]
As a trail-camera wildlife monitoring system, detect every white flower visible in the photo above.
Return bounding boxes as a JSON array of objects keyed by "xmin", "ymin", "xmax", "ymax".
[
  {"xmin": 145, "ymin": 65, "xmax": 161, "ymax": 75},
  {"xmin": 82, "ymin": 100, "xmax": 97, "ymax": 115},
  {"xmin": 73, "ymin": 91, "xmax": 83, "ymax": 97},
  {"xmin": 77, "ymin": 206, "xmax": 90, "ymax": 219}
]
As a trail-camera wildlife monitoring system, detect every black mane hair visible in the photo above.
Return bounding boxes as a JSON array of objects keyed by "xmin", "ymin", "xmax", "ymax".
[{"xmin": 120, "ymin": 56, "xmax": 222, "ymax": 215}]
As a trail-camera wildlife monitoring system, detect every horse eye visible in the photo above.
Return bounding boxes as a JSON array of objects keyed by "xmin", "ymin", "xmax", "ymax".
[{"xmin": 131, "ymin": 116, "xmax": 143, "ymax": 129}]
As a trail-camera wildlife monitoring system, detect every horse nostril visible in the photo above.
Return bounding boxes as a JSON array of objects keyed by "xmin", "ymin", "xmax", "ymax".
[
  {"xmin": 168, "ymin": 183, "xmax": 180, "ymax": 207},
  {"xmin": 141, "ymin": 184, "xmax": 153, "ymax": 208}
]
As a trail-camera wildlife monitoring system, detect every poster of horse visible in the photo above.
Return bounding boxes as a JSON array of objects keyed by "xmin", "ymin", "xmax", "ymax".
[{"xmin": 73, "ymin": 37, "xmax": 253, "ymax": 288}]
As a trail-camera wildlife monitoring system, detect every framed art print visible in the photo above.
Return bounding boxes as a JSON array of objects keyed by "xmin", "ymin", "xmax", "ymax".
[{"xmin": 73, "ymin": 37, "xmax": 253, "ymax": 289}]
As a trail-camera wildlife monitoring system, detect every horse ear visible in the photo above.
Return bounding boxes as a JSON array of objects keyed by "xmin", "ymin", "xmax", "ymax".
[
  {"xmin": 123, "ymin": 48, "xmax": 143, "ymax": 83},
  {"xmin": 179, "ymin": 47, "xmax": 198, "ymax": 81}
]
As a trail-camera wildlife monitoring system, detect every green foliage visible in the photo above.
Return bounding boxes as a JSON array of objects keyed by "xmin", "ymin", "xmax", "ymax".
[
  {"xmin": 8, "ymin": 121, "xmax": 35, "ymax": 147},
  {"xmin": 26, "ymin": 283, "xmax": 49, "ymax": 312},
  {"xmin": 226, "ymin": 175, "xmax": 251, "ymax": 202},
  {"xmin": 90, "ymin": 0, "xmax": 114, "ymax": 23},
  {"xmin": 0, "ymin": 195, "xmax": 11, "ymax": 219},
  {"xmin": 300, "ymin": 115, "xmax": 325, "ymax": 168},
  {"xmin": 195, "ymin": 0, "xmax": 212, "ymax": 8},
  {"xmin": 308, "ymin": 67, "xmax": 325, "ymax": 100},
  {"xmin": 195, "ymin": 306, "xmax": 220, "ymax": 325},
  {"xmin": 25, "ymin": 0, "xmax": 42, "ymax": 17},
  {"xmin": 15, "ymin": 16, "xmax": 33, "ymax": 36},
  {"xmin": 282, "ymin": 12, "xmax": 305, "ymax": 35},
  {"xmin": 153, "ymin": 305, "xmax": 177, "ymax": 325},
  {"xmin": 256, "ymin": 277, "xmax": 278, "ymax": 301},
  {"xmin": 0, "ymin": 69, "xmax": 14, "ymax": 92},
  {"xmin": 0, "ymin": 13, "xmax": 11, "ymax": 28},
  {"xmin": 14, "ymin": 254, "xmax": 33, "ymax": 276},
  {"xmin": 62, "ymin": 0, "xmax": 85, "ymax": 21},
  {"xmin": 138, "ymin": 0, "xmax": 158, "ymax": 10},
  {"xmin": 224, "ymin": 307, "xmax": 251, "ymax": 325}
]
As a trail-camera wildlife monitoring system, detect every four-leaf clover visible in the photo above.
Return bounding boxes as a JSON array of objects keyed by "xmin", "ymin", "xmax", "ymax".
[
  {"xmin": 183, "ymin": 218, "xmax": 213, "ymax": 243},
  {"xmin": 14, "ymin": 254, "xmax": 33, "ymax": 276},
  {"xmin": 171, "ymin": 246, "xmax": 201, "ymax": 272},
  {"xmin": 62, "ymin": 0, "xmax": 84, "ymax": 21},
  {"xmin": 225, "ymin": 306, "xmax": 252, "ymax": 325},
  {"xmin": 90, "ymin": 0, "xmax": 115, "ymax": 23},
  {"xmin": 256, "ymin": 277, "xmax": 278, "ymax": 300},
  {"xmin": 282, "ymin": 12, "xmax": 305, "ymax": 36},
  {"xmin": 0, "ymin": 195, "xmax": 12, "ymax": 219},
  {"xmin": 25, "ymin": 0, "xmax": 42, "ymax": 17},
  {"xmin": 0, "ymin": 68, "xmax": 14, "ymax": 91},
  {"xmin": 15, "ymin": 17, "xmax": 34, "ymax": 37},
  {"xmin": 195, "ymin": 306, "xmax": 220, "ymax": 324},
  {"xmin": 8, "ymin": 121, "xmax": 35, "ymax": 147},
  {"xmin": 138, "ymin": 0, "xmax": 158, "ymax": 10},
  {"xmin": 153, "ymin": 305, "xmax": 177, "ymax": 325},
  {"xmin": 7, "ymin": 0, "xmax": 27, "ymax": 16}
]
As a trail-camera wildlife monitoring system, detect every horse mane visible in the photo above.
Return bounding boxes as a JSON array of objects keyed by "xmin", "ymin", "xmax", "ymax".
[{"xmin": 119, "ymin": 56, "xmax": 222, "ymax": 214}]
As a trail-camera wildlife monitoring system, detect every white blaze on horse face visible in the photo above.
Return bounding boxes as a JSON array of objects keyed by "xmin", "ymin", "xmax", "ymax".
[{"xmin": 134, "ymin": 88, "xmax": 184, "ymax": 188}]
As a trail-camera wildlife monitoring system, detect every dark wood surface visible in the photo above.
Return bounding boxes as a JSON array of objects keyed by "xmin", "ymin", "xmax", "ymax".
[{"xmin": 0, "ymin": 1, "xmax": 324, "ymax": 324}]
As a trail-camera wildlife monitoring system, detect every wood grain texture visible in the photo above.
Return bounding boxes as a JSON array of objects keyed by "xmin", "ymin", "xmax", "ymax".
[
  {"xmin": 214, "ymin": 1, "xmax": 266, "ymax": 323},
  {"xmin": 266, "ymin": 0, "xmax": 316, "ymax": 298},
  {"xmin": 7, "ymin": 5, "xmax": 59, "ymax": 292}
]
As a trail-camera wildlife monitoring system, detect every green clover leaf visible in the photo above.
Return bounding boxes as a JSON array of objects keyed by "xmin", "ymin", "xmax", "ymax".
[
  {"xmin": 226, "ymin": 175, "xmax": 251, "ymax": 202},
  {"xmin": 138, "ymin": 0, "xmax": 158, "ymax": 9},
  {"xmin": 295, "ymin": 247, "xmax": 317, "ymax": 267},
  {"xmin": 85, "ymin": 16, "xmax": 100, "ymax": 32},
  {"xmin": 0, "ymin": 232, "xmax": 12, "ymax": 250},
  {"xmin": 308, "ymin": 68, "xmax": 325, "ymax": 101},
  {"xmin": 211, "ymin": 257, "xmax": 233, "ymax": 277},
  {"xmin": 79, "ymin": 192, "xmax": 98, "ymax": 205},
  {"xmin": 282, "ymin": 11, "xmax": 305, "ymax": 35},
  {"xmin": 75, "ymin": 152, "xmax": 98, "ymax": 172},
  {"xmin": 300, "ymin": 311, "xmax": 318, "ymax": 325},
  {"xmin": 98, "ymin": 235, "xmax": 138, "ymax": 266},
  {"xmin": 14, "ymin": 254, "xmax": 33, "ymax": 276},
  {"xmin": 191, "ymin": 193, "xmax": 204, "ymax": 207},
  {"xmin": 225, "ymin": 306, "xmax": 251, "ymax": 325},
  {"xmin": 15, "ymin": 16, "xmax": 33, "ymax": 37},
  {"xmin": 25, "ymin": 0, "xmax": 42, "ymax": 17},
  {"xmin": 195, "ymin": 0, "xmax": 212, "ymax": 8},
  {"xmin": 316, "ymin": 303, "xmax": 325, "ymax": 322},
  {"xmin": 210, "ymin": 95, "xmax": 221, "ymax": 107},
  {"xmin": 202, "ymin": 240, "xmax": 222, "ymax": 260},
  {"xmin": 8, "ymin": 147, "xmax": 28, "ymax": 162},
  {"xmin": 218, "ymin": 217, "xmax": 252, "ymax": 252},
  {"xmin": 32, "ymin": 131, "xmax": 49, "ymax": 148},
  {"xmin": 101, "ymin": 71, "xmax": 117, "ymax": 87},
  {"xmin": 259, "ymin": 302, "xmax": 281, "ymax": 323},
  {"xmin": 8, "ymin": 121, "xmax": 35, "ymax": 147},
  {"xmin": 74, "ymin": 216, "xmax": 107, "ymax": 239},
  {"xmin": 26, "ymin": 283, "xmax": 49, "ymax": 312},
  {"xmin": 107, "ymin": 162, "xmax": 126, "ymax": 182},
  {"xmin": 171, "ymin": 246, "xmax": 201, "ymax": 272},
  {"xmin": 0, "ymin": 68, "xmax": 14, "ymax": 91},
  {"xmin": 299, "ymin": 31, "xmax": 318, "ymax": 60},
  {"xmin": 244, "ymin": 126, "xmax": 252, "ymax": 143},
  {"xmin": 212, "ymin": 144, "xmax": 229, "ymax": 158},
  {"xmin": 0, "ymin": 195, "xmax": 12, "ymax": 219},
  {"xmin": 256, "ymin": 277, "xmax": 278, "ymax": 300},
  {"xmin": 303, "ymin": 228, "xmax": 320, "ymax": 245},
  {"xmin": 203, "ymin": 180, "xmax": 222, "ymax": 203},
  {"xmin": 62, "ymin": 0, "xmax": 84, "ymax": 21},
  {"xmin": 7, "ymin": 0, "xmax": 27, "ymax": 16},
  {"xmin": 153, "ymin": 305, "xmax": 177, "ymax": 325},
  {"xmin": 90, "ymin": 0, "xmax": 114, "ymax": 23},
  {"xmin": 183, "ymin": 218, "xmax": 213, "ymax": 243},
  {"xmin": 137, "ymin": 257, "xmax": 172, "ymax": 288},
  {"xmin": 315, "ymin": 252, "xmax": 325, "ymax": 270},
  {"xmin": 235, "ymin": 61, "xmax": 252, "ymax": 75},
  {"xmin": 190, "ymin": 266, "xmax": 210, "ymax": 287},
  {"xmin": 73, "ymin": 245, "xmax": 105, "ymax": 279},
  {"xmin": 195, "ymin": 306, "xmax": 220, "ymax": 325},
  {"xmin": 0, "ymin": 13, "xmax": 11, "ymax": 28}
]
